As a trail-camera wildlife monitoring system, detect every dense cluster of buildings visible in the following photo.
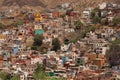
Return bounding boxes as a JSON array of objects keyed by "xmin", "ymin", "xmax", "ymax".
[
  {"xmin": 0, "ymin": 2, "xmax": 120, "ymax": 80},
  {"xmin": 82, "ymin": 2, "xmax": 120, "ymax": 25}
]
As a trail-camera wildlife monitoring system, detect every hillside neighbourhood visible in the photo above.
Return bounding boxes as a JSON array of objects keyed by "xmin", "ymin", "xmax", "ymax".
[{"xmin": 0, "ymin": 1, "xmax": 120, "ymax": 80}]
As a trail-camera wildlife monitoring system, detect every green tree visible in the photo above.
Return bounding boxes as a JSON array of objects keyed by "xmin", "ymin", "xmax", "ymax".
[
  {"xmin": 106, "ymin": 39, "xmax": 120, "ymax": 67},
  {"xmin": 113, "ymin": 16, "xmax": 120, "ymax": 27},
  {"xmin": 33, "ymin": 72, "xmax": 49, "ymax": 80},
  {"xmin": 74, "ymin": 20, "xmax": 83, "ymax": 30},
  {"xmin": 50, "ymin": 77, "xmax": 67, "ymax": 80},
  {"xmin": 10, "ymin": 75, "xmax": 20, "ymax": 80},
  {"xmin": 0, "ymin": 71, "xmax": 10, "ymax": 80},
  {"xmin": 39, "ymin": 43, "xmax": 49, "ymax": 54},
  {"xmin": 64, "ymin": 39, "xmax": 70, "ymax": 45},
  {"xmin": 33, "ymin": 35, "xmax": 44, "ymax": 46},
  {"xmin": 60, "ymin": 14, "xmax": 66, "ymax": 18},
  {"xmin": 77, "ymin": 26, "xmax": 96, "ymax": 39},
  {"xmin": 31, "ymin": 46, "xmax": 37, "ymax": 50},
  {"xmin": 34, "ymin": 51, "xmax": 38, "ymax": 54},
  {"xmin": 112, "ymin": 39, "xmax": 120, "ymax": 45},
  {"xmin": 33, "ymin": 63, "xmax": 67, "ymax": 80},
  {"xmin": 91, "ymin": 10, "xmax": 96, "ymax": 19},
  {"xmin": 76, "ymin": 57, "xmax": 86, "ymax": 66},
  {"xmin": 101, "ymin": 19, "xmax": 108, "ymax": 25},
  {"xmin": 91, "ymin": 7, "xmax": 101, "ymax": 18},
  {"xmin": 92, "ymin": 16, "xmax": 101, "ymax": 24},
  {"xmin": 52, "ymin": 38, "xmax": 61, "ymax": 51},
  {"xmin": 33, "ymin": 63, "xmax": 49, "ymax": 80},
  {"xmin": 91, "ymin": 7, "xmax": 101, "ymax": 24},
  {"xmin": 0, "ymin": 23, "xmax": 5, "ymax": 29},
  {"xmin": 35, "ymin": 63, "xmax": 45, "ymax": 72},
  {"xmin": 13, "ymin": 20, "xmax": 24, "ymax": 26},
  {"xmin": 56, "ymin": 5, "xmax": 62, "ymax": 9},
  {"xmin": 66, "ymin": 8, "xmax": 73, "ymax": 15}
]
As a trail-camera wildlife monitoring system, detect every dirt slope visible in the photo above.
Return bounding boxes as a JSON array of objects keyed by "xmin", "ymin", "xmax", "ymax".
[{"xmin": 0, "ymin": 0, "xmax": 119, "ymax": 10}]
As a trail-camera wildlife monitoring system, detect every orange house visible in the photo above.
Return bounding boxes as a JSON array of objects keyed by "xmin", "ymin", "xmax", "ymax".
[
  {"xmin": 0, "ymin": 55, "xmax": 3, "ymax": 68},
  {"xmin": 85, "ymin": 54, "xmax": 97, "ymax": 61},
  {"xmin": 92, "ymin": 58, "xmax": 105, "ymax": 68},
  {"xmin": 11, "ymin": 55, "xmax": 17, "ymax": 64},
  {"xmin": 86, "ymin": 54, "xmax": 105, "ymax": 61}
]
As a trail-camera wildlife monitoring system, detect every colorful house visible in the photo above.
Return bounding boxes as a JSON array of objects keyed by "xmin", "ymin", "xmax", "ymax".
[
  {"xmin": 52, "ymin": 12, "xmax": 61, "ymax": 18},
  {"xmin": 13, "ymin": 47, "xmax": 18, "ymax": 54},
  {"xmin": 92, "ymin": 58, "xmax": 105, "ymax": 68},
  {"xmin": 0, "ymin": 34, "xmax": 6, "ymax": 41},
  {"xmin": 34, "ymin": 13, "xmax": 43, "ymax": 21},
  {"xmin": 35, "ymin": 29, "xmax": 44, "ymax": 35},
  {"xmin": 41, "ymin": 14, "xmax": 47, "ymax": 19},
  {"xmin": 34, "ymin": 24, "xmax": 42, "ymax": 30}
]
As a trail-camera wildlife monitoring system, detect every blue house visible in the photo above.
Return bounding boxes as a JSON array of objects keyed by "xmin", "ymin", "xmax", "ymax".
[{"xmin": 13, "ymin": 47, "xmax": 18, "ymax": 54}]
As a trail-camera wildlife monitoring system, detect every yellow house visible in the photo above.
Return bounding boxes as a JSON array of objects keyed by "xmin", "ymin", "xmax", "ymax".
[
  {"xmin": 0, "ymin": 34, "xmax": 6, "ymax": 41},
  {"xmin": 34, "ymin": 13, "xmax": 43, "ymax": 21}
]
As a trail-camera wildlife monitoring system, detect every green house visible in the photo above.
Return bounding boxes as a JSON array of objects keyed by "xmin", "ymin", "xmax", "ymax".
[
  {"xmin": 35, "ymin": 29, "xmax": 44, "ymax": 35},
  {"xmin": 49, "ymin": 72, "xmax": 54, "ymax": 77}
]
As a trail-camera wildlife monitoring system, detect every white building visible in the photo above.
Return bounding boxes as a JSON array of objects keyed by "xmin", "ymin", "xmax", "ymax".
[
  {"xmin": 99, "ymin": 2, "xmax": 107, "ymax": 10},
  {"xmin": 82, "ymin": 10, "xmax": 90, "ymax": 19},
  {"xmin": 96, "ymin": 47, "xmax": 108, "ymax": 55}
]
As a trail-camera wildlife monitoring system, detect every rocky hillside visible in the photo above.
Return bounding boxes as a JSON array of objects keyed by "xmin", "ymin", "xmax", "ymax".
[
  {"xmin": 2, "ymin": 0, "xmax": 46, "ymax": 7},
  {"xmin": 45, "ymin": 0, "xmax": 118, "ymax": 8},
  {"xmin": 0, "ymin": 0, "xmax": 119, "ymax": 10}
]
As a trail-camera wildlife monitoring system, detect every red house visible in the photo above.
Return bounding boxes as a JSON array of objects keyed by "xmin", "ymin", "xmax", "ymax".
[{"xmin": 52, "ymin": 12, "xmax": 61, "ymax": 18}]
